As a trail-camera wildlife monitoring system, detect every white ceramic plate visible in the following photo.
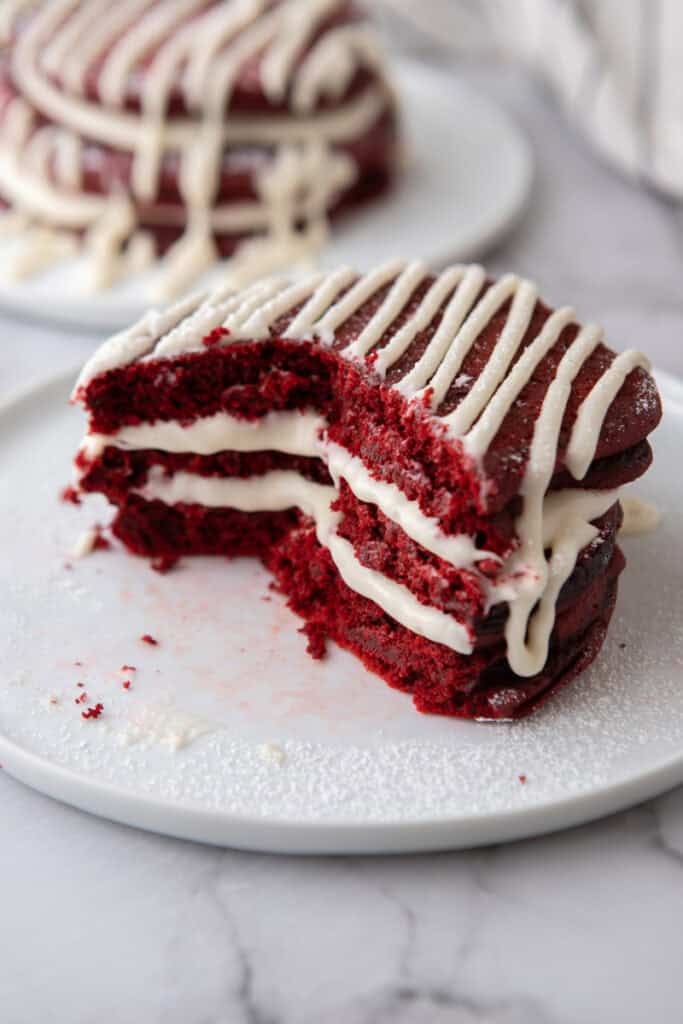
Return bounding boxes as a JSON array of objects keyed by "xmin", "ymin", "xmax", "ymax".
[
  {"xmin": 0, "ymin": 62, "xmax": 532, "ymax": 333},
  {"xmin": 0, "ymin": 370, "xmax": 681, "ymax": 854}
]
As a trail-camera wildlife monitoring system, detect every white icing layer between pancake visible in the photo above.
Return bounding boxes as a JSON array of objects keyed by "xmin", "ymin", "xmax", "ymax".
[{"xmin": 81, "ymin": 409, "xmax": 326, "ymax": 460}]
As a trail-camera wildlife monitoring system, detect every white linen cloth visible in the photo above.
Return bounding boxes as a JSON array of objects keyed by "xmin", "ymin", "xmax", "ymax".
[{"xmin": 383, "ymin": 0, "xmax": 683, "ymax": 198}]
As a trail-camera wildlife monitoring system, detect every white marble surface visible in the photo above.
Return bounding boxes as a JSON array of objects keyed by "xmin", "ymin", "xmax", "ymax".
[{"xmin": 2, "ymin": 62, "xmax": 683, "ymax": 1023}]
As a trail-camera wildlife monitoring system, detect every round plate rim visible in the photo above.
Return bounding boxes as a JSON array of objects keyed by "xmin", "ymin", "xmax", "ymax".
[
  {"xmin": 1, "ymin": 726, "xmax": 683, "ymax": 854},
  {"xmin": 0, "ymin": 367, "xmax": 681, "ymax": 853}
]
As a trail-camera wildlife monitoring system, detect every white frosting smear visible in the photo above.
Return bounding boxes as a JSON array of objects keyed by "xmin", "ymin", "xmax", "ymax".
[{"xmin": 619, "ymin": 495, "xmax": 661, "ymax": 536}]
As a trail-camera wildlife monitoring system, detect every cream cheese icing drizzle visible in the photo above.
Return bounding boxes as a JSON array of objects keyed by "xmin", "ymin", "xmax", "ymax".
[
  {"xmin": 1, "ymin": 0, "xmax": 392, "ymax": 296},
  {"xmin": 74, "ymin": 261, "xmax": 654, "ymax": 677}
]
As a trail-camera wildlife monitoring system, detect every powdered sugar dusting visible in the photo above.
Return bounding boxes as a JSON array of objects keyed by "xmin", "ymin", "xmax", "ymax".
[
  {"xmin": 0, "ymin": 372, "xmax": 681, "ymax": 843},
  {"xmin": 117, "ymin": 703, "xmax": 213, "ymax": 752},
  {"xmin": 4, "ymin": 596, "xmax": 683, "ymax": 824}
]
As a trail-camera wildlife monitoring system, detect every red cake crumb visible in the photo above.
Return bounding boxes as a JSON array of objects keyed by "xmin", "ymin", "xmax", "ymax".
[
  {"xmin": 74, "ymin": 661, "xmax": 83, "ymax": 667},
  {"xmin": 60, "ymin": 485, "xmax": 81, "ymax": 505},
  {"xmin": 81, "ymin": 703, "xmax": 104, "ymax": 720},
  {"xmin": 300, "ymin": 622, "xmax": 327, "ymax": 660},
  {"xmin": 76, "ymin": 682, "xmax": 84, "ymax": 688},
  {"xmin": 141, "ymin": 633, "xmax": 158, "ymax": 646},
  {"xmin": 74, "ymin": 692, "xmax": 88, "ymax": 704},
  {"xmin": 121, "ymin": 665, "xmax": 136, "ymax": 672},
  {"xmin": 519, "ymin": 775, "xmax": 527, "ymax": 784},
  {"xmin": 151, "ymin": 555, "xmax": 179, "ymax": 574},
  {"xmin": 122, "ymin": 681, "xmax": 131, "ymax": 690},
  {"xmin": 91, "ymin": 525, "xmax": 112, "ymax": 551},
  {"xmin": 202, "ymin": 326, "xmax": 230, "ymax": 347}
]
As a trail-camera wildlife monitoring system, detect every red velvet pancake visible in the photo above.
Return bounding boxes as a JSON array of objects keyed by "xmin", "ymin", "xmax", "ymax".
[
  {"xmin": 72, "ymin": 261, "xmax": 661, "ymax": 719},
  {"xmin": 0, "ymin": 2, "xmax": 398, "ymax": 292}
]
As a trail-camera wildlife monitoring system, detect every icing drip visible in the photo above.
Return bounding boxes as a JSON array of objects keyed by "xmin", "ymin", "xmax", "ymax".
[
  {"xmin": 293, "ymin": 25, "xmax": 385, "ymax": 113},
  {"xmin": 372, "ymin": 266, "xmax": 464, "ymax": 379},
  {"xmin": 284, "ymin": 266, "xmax": 357, "ymax": 339},
  {"xmin": 463, "ymin": 307, "xmax": 576, "ymax": 459},
  {"xmin": 153, "ymin": 216, "xmax": 218, "ymax": 302},
  {"xmin": 425, "ymin": 275, "xmax": 521, "ymax": 411},
  {"xmin": 182, "ymin": 0, "xmax": 270, "ymax": 109},
  {"xmin": 74, "ymin": 260, "xmax": 654, "ymax": 677},
  {"xmin": 74, "ymin": 290, "xmax": 207, "ymax": 389},
  {"xmin": 444, "ymin": 281, "xmax": 539, "ymax": 433},
  {"xmin": 3, "ymin": 226, "xmax": 77, "ymax": 280},
  {"xmin": 344, "ymin": 262, "xmax": 429, "ymax": 359},
  {"xmin": 98, "ymin": 0, "xmax": 206, "ymax": 108},
  {"xmin": 501, "ymin": 324, "xmax": 606, "ymax": 675},
  {"xmin": 566, "ymin": 349, "xmax": 651, "ymax": 479},
  {"xmin": 1, "ymin": 0, "xmax": 391, "ymax": 297},
  {"xmin": 312, "ymin": 260, "xmax": 405, "ymax": 346},
  {"xmin": 260, "ymin": 0, "xmax": 340, "ymax": 103},
  {"xmin": 84, "ymin": 197, "xmax": 137, "ymax": 290},
  {"xmin": 396, "ymin": 265, "xmax": 486, "ymax": 397},
  {"xmin": 42, "ymin": 0, "xmax": 112, "ymax": 78},
  {"xmin": 240, "ymin": 272, "xmax": 328, "ymax": 340},
  {"xmin": 52, "ymin": 130, "xmax": 82, "ymax": 190}
]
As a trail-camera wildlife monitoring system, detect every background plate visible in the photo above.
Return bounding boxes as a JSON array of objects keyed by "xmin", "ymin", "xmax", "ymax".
[
  {"xmin": 1, "ymin": 372, "xmax": 680, "ymax": 855},
  {"xmin": 0, "ymin": 62, "xmax": 532, "ymax": 333}
]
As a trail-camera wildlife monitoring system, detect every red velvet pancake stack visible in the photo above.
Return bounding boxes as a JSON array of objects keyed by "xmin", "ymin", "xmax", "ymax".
[
  {"xmin": 0, "ymin": 1, "xmax": 398, "ymax": 295},
  {"xmin": 72, "ymin": 261, "xmax": 661, "ymax": 719}
]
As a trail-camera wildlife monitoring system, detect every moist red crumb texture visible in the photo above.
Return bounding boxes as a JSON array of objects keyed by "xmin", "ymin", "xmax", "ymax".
[{"xmin": 71, "ymin": 261, "xmax": 662, "ymax": 720}]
